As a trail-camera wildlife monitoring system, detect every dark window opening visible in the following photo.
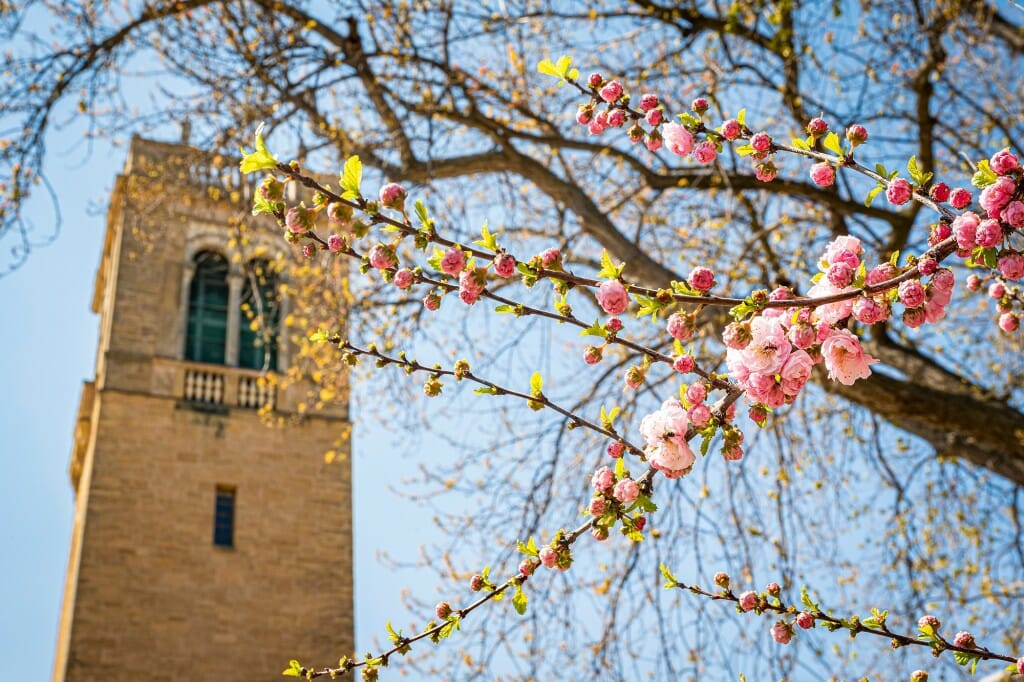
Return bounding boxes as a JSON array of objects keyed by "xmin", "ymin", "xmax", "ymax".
[
  {"xmin": 237, "ymin": 259, "xmax": 280, "ymax": 371},
  {"xmin": 186, "ymin": 251, "xmax": 229, "ymax": 364},
  {"xmin": 213, "ymin": 486, "xmax": 235, "ymax": 548}
]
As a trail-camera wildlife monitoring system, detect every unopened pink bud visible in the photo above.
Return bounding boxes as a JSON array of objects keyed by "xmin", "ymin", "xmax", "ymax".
[{"xmin": 435, "ymin": 602, "xmax": 452, "ymax": 619}]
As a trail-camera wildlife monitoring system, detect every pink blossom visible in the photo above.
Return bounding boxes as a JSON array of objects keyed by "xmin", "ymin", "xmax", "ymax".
[
  {"xmin": 898, "ymin": 280, "xmax": 926, "ymax": 308},
  {"xmin": 368, "ymin": 244, "xmax": 397, "ymax": 270},
  {"xmin": 917, "ymin": 257, "xmax": 937, "ymax": 275},
  {"xmin": 493, "ymin": 252, "xmax": 516, "ymax": 278},
  {"xmin": 606, "ymin": 317, "xmax": 623, "ymax": 332},
  {"xmin": 827, "ymin": 262, "xmax": 854, "ymax": 288},
  {"xmin": 806, "ymin": 279, "xmax": 855, "ymax": 325},
  {"xmin": 539, "ymin": 547, "xmax": 557, "ymax": 569},
  {"xmin": 673, "ymin": 355, "xmax": 695, "ymax": 373},
  {"xmin": 865, "ymin": 262, "xmax": 896, "ymax": 286},
  {"xmin": 999, "ymin": 253, "xmax": 1024, "ymax": 280},
  {"xmin": 666, "ymin": 311, "xmax": 695, "ymax": 341},
  {"xmin": 953, "ymin": 212, "xmax": 980, "ymax": 250},
  {"xmin": 990, "ymin": 149, "xmax": 1020, "ymax": 175},
  {"xmin": 583, "ymin": 345, "xmax": 602, "ymax": 365},
  {"xmin": 458, "ymin": 288, "xmax": 480, "ymax": 305},
  {"xmin": 754, "ymin": 162, "xmax": 778, "ymax": 183},
  {"xmin": 440, "ymin": 248, "xmax": 466, "ymax": 275},
  {"xmin": 953, "ymin": 631, "xmax": 975, "ymax": 649},
  {"xmin": 606, "ymin": 108, "xmax": 626, "ymax": 128},
  {"xmin": 1000, "ymin": 313, "xmax": 1020, "ymax": 333},
  {"xmin": 886, "ymin": 177, "xmax": 912, "ymax": 205},
  {"xmin": 931, "ymin": 268, "xmax": 955, "ymax": 292},
  {"xmin": 796, "ymin": 612, "xmax": 815, "ymax": 629},
  {"xmin": 607, "ymin": 441, "xmax": 625, "ymax": 458},
  {"xmin": 327, "ymin": 235, "xmax": 344, "ymax": 253},
  {"xmin": 693, "ymin": 140, "xmax": 717, "ymax": 164},
  {"xmin": 639, "ymin": 94, "xmax": 659, "ymax": 112},
  {"xmin": 691, "ymin": 97, "xmax": 709, "ymax": 113},
  {"xmin": 949, "ymin": 187, "xmax": 972, "ymax": 209},
  {"xmin": 966, "ymin": 274, "xmax": 981, "ymax": 291},
  {"xmin": 1005, "ymin": 201, "xmax": 1024, "ymax": 228},
  {"xmin": 598, "ymin": 80, "xmax": 623, "ymax": 103},
  {"xmin": 981, "ymin": 175, "xmax": 1016, "ymax": 217},
  {"xmin": 918, "ymin": 615, "xmax": 940, "ymax": 631},
  {"xmin": 903, "ymin": 307, "xmax": 926, "ymax": 329},
  {"xmin": 639, "ymin": 399, "xmax": 696, "ymax": 475},
  {"xmin": 285, "ymin": 205, "xmax": 316, "ymax": 234},
  {"xmin": 823, "ymin": 235, "xmax": 863, "ymax": 266},
  {"xmin": 853, "ymin": 296, "xmax": 890, "ymax": 325},
  {"xmin": 613, "ymin": 478, "xmax": 640, "ymax": 504},
  {"xmin": 807, "ymin": 117, "xmax": 828, "ymax": 136},
  {"xmin": 423, "ymin": 293, "xmax": 441, "ymax": 311},
  {"xmin": 378, "ymin": 182, "xmax": 406, "ymax": 209},
  {"xmin": 302, "ymin": 243, "xmax": 316, "ymax": 259},
  {"xmin": 539, "ymin": 247, "xmax": 561, "ymax": 269},
  {"xmin": 748, "ymin": 404, "xmax": 768, "ymax": 425},
  {"xmin": 821, "ymin": 328, "xmax": 877, "ymax": 385},
  {"xmin": 326, "ymin": 201, "xmax": 352, "ymax": 224},
  {"xmin": 780, "ymin": 350, "xmax": 813, "ymax": 396},
  {"xmin": 721, "ymin": 119, "xmax": 742, "ymax": 140},
  {"xmin": 469, "ymin": 574, "xmax": 485, "ymax": 591},
  {"xmin": 989, "ymin": 281, "xmax": 1006, "ymax": 299},
  {"xmin": 688, "ymin": 404, "xmax": 712, "ymax": 427},
  {"xmin": 624, "ymin": 366, "xmax": 644, "ymax": 389},
  {"xmin": 688, "ymin": 266, "xmax": 716, "ymax": 292},
  {"xmin": 645, "ymin": 132, "xmax": 662, "ymax": 152},
  {"xmin": 393, "ymin": 268, "xmax": 414, "ymax": 289},
  {"xmin": 662, "ymin": 122, "xmax": 694, "ymax": 157},
  {"xmin": 597, "ymin": 280, "xmax": 630, "ymax": 315},
  {"xmin": 929, "ymin": 182, "xmax": 950, "ymax": 203},
  {"xmin": 738, "ymin": 591, "xmax": 758, "ymax": 612},
  {"xmin": 519, "ymin": 559, "xmax": 535, "ymax": 576},
  {"xmin": 685, "ymin": 383, "xmax": 707, "ymax": 405},
  {"xmin": 809, "ymin": 162, "xmax": 835, "ymax": 187},
  {"xmin": 727, "ymin": 316, "xmax": 791, "ymax": 378},
  {"xmin": 788, "ymin": 323, "xmax": 816, "ymax": 349},
  {"xmin": 750, "ymin": 131, "xmax": 772, "ymax": 153},
  {"xmin": 587, "ymin": 72, "xmax": 603, "ymax": 87},
  {"xmin": 714, "ymin": 572, "xmax": 731, "ymax": 588},
  {"xmin": 645, "ymin": 108, "xmax": 662, "ymax": 126},
  {"xmin": 1017, "ymin": 657, "xmax": 1024, "ymax": 676},
  {"xmin": 723, "ymin": 322, "xmax": 752, "ymax": 350},
  {"xmin": 771, "ymin": 621, "xmax": 793, "ymax": 645},
  {"xmin": 588, "ymin": 497, "xmax": 606, "ymax": 517},
  {"xmin": 591, "ymin": 466, "xmax": 615, "ymax": 492},
  {"xmin": 435, "ymin": 602, "xmax": 452, "ymax": 619},
  {"xmin": 575, "ymin": 104, "xmax": 593, "ymax": 125},
  {"xmin": 846, "ymin": 124, "xmax": 868, "ymax": 145}
]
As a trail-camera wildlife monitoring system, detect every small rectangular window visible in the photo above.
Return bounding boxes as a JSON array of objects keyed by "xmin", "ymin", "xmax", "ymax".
[{"xmin": 213, "ymin": 486, "xmax": 235, "ymax": 547}]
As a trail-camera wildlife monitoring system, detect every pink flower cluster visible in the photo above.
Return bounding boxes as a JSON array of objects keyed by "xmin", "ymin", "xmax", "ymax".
[{"xmin": 638, "ymin": 399, "xmax": 696, "ymax": 478}]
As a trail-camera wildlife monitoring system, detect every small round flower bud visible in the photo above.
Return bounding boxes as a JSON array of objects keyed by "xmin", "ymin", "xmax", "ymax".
[
  {"xmin": 639, "ymin": 94, "xmax": 659, "ymax": 111},
  {"xmin": 846, "ymin": 124, "xmax": 868, "ymax": 145},
  {"xmin": 909, "ymin": 670, "xmax": 928, "ymax": 682},
  {"xmin": 765, "ymin": 582, "xmax": 781, "ymax": 597},
  {"xmin": 633, "ymin": 516, "xmax": 646, "ymax": 532},
  {"xmin": 691, "ymin": 97, "xmax": 709, "ymax": 114},
  {"xmin": 393, "ymin": 268, "xmax": 414, "ymax": 289},
  {"xmin": 327, "ymin": 235, "xmax": 344, "ymax": 253},
  {"xmin": 518, "ymin": 560, "xmax": 535, "ymax": 577},
  {"xmin": 917, "ymin": 257, "xmax": 938, "ymax": 275},
  {"xmin": 748, "ymin": 404, "xmax": 768, "ymax": 426},
  {"xmin": 796, "ymin": 612, "xmax": 815, "ymax": 629},
  {"xmin": 721, "ymin": 119, "xmax": 742, "ymax": 140},
  {"xmin": 302, "ymin": 243, "xmax": 316, "ymax": 259},
  {"xmin": 591, "ymin": 525, "xmax": 609, "ymax": 541},
  {"xmin": 606, "ymin": 317, "xmax": 624, "ymax": 332},
  {"xmin": 999, "ymin": 312, "xmax": 1020, "ymax": 333},
  {"xmin": 378, "ymin": 182, "xmax": 406, "ymax": 209},
  {"xmin": 599, "ymin": 80, "xmax": 623, "ymax": 103},
  {"xmin": 583, "ymin": 345, "xmax": 603, "ymax": 365},
  {"xmin": 949, "ymin": 187, "xmax": 972, "ymax": 209},
  {"xmin": 435, "ymin": 602, "xmax": 452, "ymax": 620},
  {"xmin": 645, "ymin": 108, "xmax": 663, "ymax": 126},
  {"xmin": 493, "ymin": 252, "xmax": 516, "ymax": 278},
  {"xmin": 953, "ymin": 631, "xmax": 975, "ymax": 649},
  {"xmin": 750, "ymin": 131, "xmax": 772, "ymax": 153},
  {"xmin": 806, "ymin": 117, "xmax": 828, "ymax": 136},
  {"xmin": 673, "ymin": 355, "xmax": 695, "ymax": 373},
  {"xmin": 714, "ymin": 572, "xmax": 730, "ymax": 588},
  {"xmin": 810, "ymin": 162, "xmax": 835, "ymax": 187},
  {"xmin": 917, "ymin": 615, "xmax": 940, "ymax": 631},
  {"xmin": 423, "ymin": 293, "xmax": 441, "ymax": 311},
  {"xmin": 607, "ymin": 441, "xmax": 625, "ymax": 458},
  {"xmin": 587, "ymin": 72, "xmax": 603, "ymax": 88},
  {"xmin": 539, "ymin": 546, "xmax": 557, "ymax": 569},
  {"xmin": 771, "ymin": 621, "xmax": 793, "ymax": 645},
  {"xmin": 738, "ymin": 591, "xmax": 758, "ymax": 612},
  {"xmin": 929, "ymin": 183, "xmax": 950, "ymax": 203}
]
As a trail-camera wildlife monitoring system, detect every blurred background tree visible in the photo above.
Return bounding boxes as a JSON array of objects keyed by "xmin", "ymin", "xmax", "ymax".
[{"xmin": 3, "ymin": 1, "xmax": 1024, "ymax": 679}]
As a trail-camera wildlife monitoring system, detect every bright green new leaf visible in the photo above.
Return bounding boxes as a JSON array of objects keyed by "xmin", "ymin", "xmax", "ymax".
[
  {"xmin": 822, "ymin": 131, "xmax": 844, "ymax": 156},
  {"xmin": 530, "ymin": 371, "xmax": 543, "ymax": 395},
  {"xmin": 251, "ymin": 191, "xmax": 275, "ymax": 216},
  {"xmin": 340, "ymin": 155, "xmax": 362, "ymax": 200},
  {"xmin": 282, "ymin": 660, "xmax": 303, "ymax": 677},
  {"xmin": 659, "ymin": 562, "xmax": 678, "ymax": 588},
  {"xmin": 790, "ymin": 137, "xmax": 810, "ymax": 151},
  {"xmin": 309, "ymin": 329, "xmax": 330, "ymax": 343},
  {"xmin": 736, "ymin": 108, "xmax": 746, "ymax": 125},
  {"xmin": 972, "ymin": 159, "xmax": 998, "ymax": 188},
  {"xmin": 473, "ymin": 221, "xmax": 498, "ymax": 251},
  {"xmin": 414, "ymin": 199, "xmax": 430, "ymax": 227},
  {"xmin": 512, "ymin": 585, "xmax": 528, "ymax": 615},
  {"xmin": 580, "ymin": 318, "xmax": 609, "ymax": 338},
  {"xmin": 864, "ymin": 184, "xmax": 883, "ymax": 207},
  {"xmin": 537, "ymin": 55, "xmax": 573, "ymax": 80},
  {"xmin": 239, "ymin": 123, "xmax": 278, "ymax": 174}
]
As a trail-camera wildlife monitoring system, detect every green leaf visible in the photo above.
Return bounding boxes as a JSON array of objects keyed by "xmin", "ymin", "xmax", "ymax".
[
  {"xmin": 659, "ymin": 562, "xmax": 678, "ymax": 588},
  {"xmin": 677, "ymin": 112, "xmax": 701, "ymax": 127},
  {"xmin": 340, "ymin": 155, "xmax": 363, "ymax": 200},
  {"xmin": 822, "ymin": 131, "xmax": 844, "ymax": 156},
  {"xmin": 888, "ymin": 250, "xmax": 900, "ymax": 268},
  {"xmin": 473, "ymin": 386, "xmax": 499, "ymax": 396},
  {"xmin": 473, "ymin": 221, "xmax": 499, "ymax": 251},
  {"xmin": 537, "ymin": 56, "xmax": 573, "ymax": 81},
  {"xmin": 736, "ymin": 108, "xmax": 746, "ymax": 126},
  {"xmin": 864, "ymin": 184, "xmax": 884, "ymax": 207},
  {"xmin": 530, "ymin": 371, "xmax": 543, "ymax": 395},
  {"xmin": 309, "ymin": 328, "xmax": 330, "ymax": 344},
  {"xmin": 874, "ymin": 163, "xmax": 888, "ymax": 178},
  {"xmin": 282, "ymin": 660, "xmax": 303, "ymax": 677},
  {"xmin": 800, "ymin": 585, "xmax": 820, "ymax": 612},
  {"xmin": 907, "ymin": 155, "xmax": 921, "ymax": 184},
  {"xmin": 790, "ymin": 137, "xmax": 810, "ymax": 151},
  {"xmin": 512, "ymin": 585, "xmax": 528, "ymax": 615},
  {"xmin": 239, "ymin": 123, "xmax": 278, "ymax": 174},
  {"xmin": 517, "ymin": 537, "xmax": 539, "ymax": 557},
  {"xmin": 494, "ymin": 304, "xmax": 516, "ymax": 314},
  {"xmin": 634, "ymin": 294, "xmax": 663, "ymax": 322},
  {"xmin": 580, "ymin": 318, "xmax": 609, "ymax": 338},
  {"xmin": 414, "ymin": 199, "xmax": 430, "ymax": 227},
  {"xmin": 597, "ymin": 248, "xmax": 623, "ymax": 279},
  {"xmin": 252, "ymin": 190, "xmax": 276, "ymax": 216},
  {"xmin": 614, "ymin": 456, "xmax": 627, "ymax": 479},
  {"xmin": 700, "ymin": 432, "xmax": 712, "ymax": 456},
  {"xmin": 734, "ymin": 144, "xmax": 755, "ymax": 157},
  {"xmin": 972, "ymin": 159, "xmax": 998, "ymax": 188}
]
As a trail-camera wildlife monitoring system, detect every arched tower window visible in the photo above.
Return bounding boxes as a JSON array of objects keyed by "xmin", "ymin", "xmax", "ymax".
[
  {"xmin": 237, "ymin": 260, "xmax": 279, "ymax": 371},
  {"xmin": 185, "ymin": 251, "xmax": 229, "ymax": 364}
]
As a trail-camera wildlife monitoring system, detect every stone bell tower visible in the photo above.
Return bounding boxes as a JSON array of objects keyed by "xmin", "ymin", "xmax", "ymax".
[{"xmin": 52, "ymin": 136, "xmax": 353, "ymax": 680}]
